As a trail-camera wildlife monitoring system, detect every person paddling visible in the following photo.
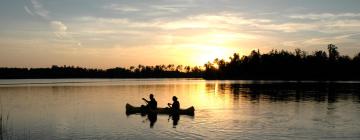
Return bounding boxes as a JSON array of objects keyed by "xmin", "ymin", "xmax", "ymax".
[
  {"xmin": 168, "ymin": 96, "xmax": 180, "ymax": 114},
  {"xmin": 168, "ymin": 96, "xmax": 180, "ymax": 128},
  {"xmin": 142, "ymin": 94, "xmax": 157, "ymax": 110}
]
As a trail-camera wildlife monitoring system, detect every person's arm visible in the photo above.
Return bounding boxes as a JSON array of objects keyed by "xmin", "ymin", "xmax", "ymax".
[
  {"xmin": 142, "ymin": 98, "xmax": 149, "ymax": 103},
  {"xmin": 167, "ymin": 103, "xmax": 172, "ymax": 108}
]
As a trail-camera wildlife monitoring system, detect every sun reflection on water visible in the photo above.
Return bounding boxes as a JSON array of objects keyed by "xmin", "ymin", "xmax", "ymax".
[{"xmin": 1, "ymin": 79, "xmax": 360, "ymax": 139}]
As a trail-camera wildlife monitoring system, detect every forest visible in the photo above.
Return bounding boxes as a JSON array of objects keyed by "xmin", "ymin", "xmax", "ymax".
[
  {"xmin": 204, "ymin": 44, "xmax": 360, "ymax": 80},
  {"xmin": 1, "ymin": 44, "xmax": 360, "ymax": 80},
  {"xmin": 0, "ymin": 65, "xmax": 203, "ymax": 78}
]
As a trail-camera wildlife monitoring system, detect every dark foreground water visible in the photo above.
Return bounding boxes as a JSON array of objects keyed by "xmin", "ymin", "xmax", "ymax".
[{"xmin": 0, "ymin": 79, "xmax": 360, "ymax": 140}]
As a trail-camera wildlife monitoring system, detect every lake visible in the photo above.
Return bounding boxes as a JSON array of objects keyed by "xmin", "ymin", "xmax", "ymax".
[{"xmin": 1, "ymin": 79, "xmax": 360, "ymax": 140}]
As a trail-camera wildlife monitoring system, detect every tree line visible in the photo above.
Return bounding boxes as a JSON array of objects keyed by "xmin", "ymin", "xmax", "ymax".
[
  {"xmin": 0, "ymin": 65, "xmax": 203, "ymax": 79},
  {"xmin": 204, "ymin": 44, "xmax": 360, "ymax": 80},
  {"xmin": 1, "ymin": 44, "xmax": 360, "ymax": 80}
]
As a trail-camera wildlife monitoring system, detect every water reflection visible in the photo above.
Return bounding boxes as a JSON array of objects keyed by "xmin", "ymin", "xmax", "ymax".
[
  {"xmin": 131, "ymin": 113, "xmax": 181, "ymax": 128},
  {"xmin": 1, "ymin": 79, "xmax": 360, "ymax": 139},
  {"xmin": 205, "ymin": 82, "xmax": 360, "ymax": 103},
  {"xmin": 169, "ymin": 114, "xmax": 180, "ymax": 128},
  {"xmin": 147, "ymin": 113, "xmax": 157, "ymax": 128}
]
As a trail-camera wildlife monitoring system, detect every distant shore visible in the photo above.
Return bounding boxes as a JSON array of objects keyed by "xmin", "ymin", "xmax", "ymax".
[{"xmin": 1, "ymin": 44, "xmax": 360, "ymax": 80}]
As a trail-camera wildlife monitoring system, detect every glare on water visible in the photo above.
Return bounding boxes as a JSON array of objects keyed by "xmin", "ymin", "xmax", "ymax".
[{"xmin": 0, "ymin": 79, "xmax": 360, "ymax": 140}]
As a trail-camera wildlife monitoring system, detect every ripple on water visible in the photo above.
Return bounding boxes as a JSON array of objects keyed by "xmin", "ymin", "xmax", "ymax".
[
  {"xmin": 156, "ymin": 128, "xmax": 205, "ymax": 139},
  {"xmin": 2, "ymin": 79, "xmax": 360, "ymax": 140}
]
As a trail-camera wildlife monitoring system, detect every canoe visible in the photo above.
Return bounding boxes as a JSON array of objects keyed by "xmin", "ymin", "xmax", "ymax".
[{"xmin": 125, "ymin": 103, "xmax": 195, "ymax": 116}]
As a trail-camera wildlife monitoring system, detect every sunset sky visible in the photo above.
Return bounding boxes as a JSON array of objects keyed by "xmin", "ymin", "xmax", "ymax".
[{"xmin": 1, "ymin": 0, "xmax": 360, "ymax": 68}]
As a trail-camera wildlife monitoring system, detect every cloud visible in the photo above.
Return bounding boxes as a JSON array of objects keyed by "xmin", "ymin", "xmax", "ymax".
[
  {"xmin": 335, "ymin": 33, "xmax": 360, "ymax": 40},
  {"xmin": 50, "ymin": 21, "xmax": 68, "ymax": 38},
  {"xmin": 103, "ymin": 4, "xmax": 140, "ymax": 12},
  {"xmin": 283, "ymin": 33, "xmax": 360, "ymax": 49},
  {"xmin": 329, "ymin": 19, "xmax": 360, "ymax": 28},
  {"xmin": 78, "ymin": 11, "xmax": 360, "ymax": 34},
  {"xmin": 49, "ymin": 21, "xmax": 81, "ymax": 46},
  {"xmin": 24, "ymin": 0, "xmax": 81, "ymax": 46},
  {"xmin": 289, "ymin": 13, "xmax": 360, "ymax": 20},
  {"xmin": 155, "ymin": 13, "xmax": 319, "ymax": 33},
  {"xmin": 30, "ymin": 0, "xmax": 49, "ymax": 19},
  {"xmin": 78, "ymin": 13, "xmax": 318, "ymax": 33},
  {"xmin": 72, "ymin": 11, "xmax": 360, "ymax": 52},
  {"xmin": 73, "ymin": 13, "xmax": 266, "ymax": 49},
  {"xmin": 255, "ymin": 23, "xmax": 319, "ymax": 33},
  {"xmin": 79, "ymin": 16, "xmax": 130, "ymax": 24},
  {"xmin": 24, "ymin": 6, "xmax": 34, "ymax": 16},
  {"xmin": 158, "ymin": 13, "xmax": 267, "ymax": 30},
  {"xmin": 150, "ymin": 4, "xmax": 191, "ymax": 13},
  {"xmin": 75, "ymin": 13, "xmax": 273, "ymax": 35}
]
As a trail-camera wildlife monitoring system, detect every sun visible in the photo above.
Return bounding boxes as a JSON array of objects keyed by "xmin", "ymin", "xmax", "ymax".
[
  {"xmin": 190, "ymin": 32, "xmax": 243, "ymax": 65},
  {"xmin": 169, "ymin": 31, "xmax": 246, "ymax": 66},
  {"xmin": 196, "ymin": 45, "xmax": 232, "ymax": 65}
]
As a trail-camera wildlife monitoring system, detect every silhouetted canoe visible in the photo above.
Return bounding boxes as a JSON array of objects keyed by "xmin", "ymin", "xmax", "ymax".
[{"xmin": 126, "ymin": 103, "xmax": 195, "ymax": 116}]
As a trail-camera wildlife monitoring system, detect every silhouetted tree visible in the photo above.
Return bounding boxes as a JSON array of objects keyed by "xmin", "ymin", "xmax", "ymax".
[
  {"xmin": 353, "ymin": 53, "xmax": 360, "ymax": 64},
  {"xmin": 328, "ymin": 44, "xmax": 339, "ymax": 62}
]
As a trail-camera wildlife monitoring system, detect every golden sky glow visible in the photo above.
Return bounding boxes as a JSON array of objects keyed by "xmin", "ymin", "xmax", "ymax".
[{"xmin": 1, "ymin": 0, "xmax": 360, "ymax": 68}]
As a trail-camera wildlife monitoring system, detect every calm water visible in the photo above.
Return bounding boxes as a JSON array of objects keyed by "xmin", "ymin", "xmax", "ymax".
[{"xmin": 1, "ymin": 79, "xmax": 360, "ymax": 140}]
